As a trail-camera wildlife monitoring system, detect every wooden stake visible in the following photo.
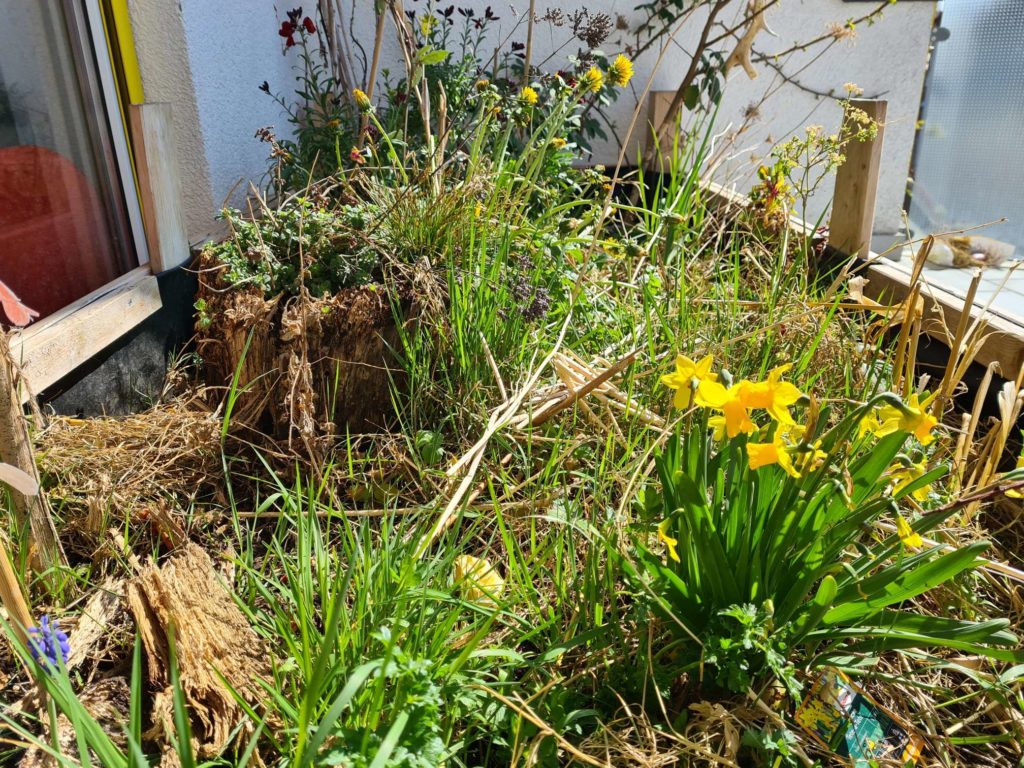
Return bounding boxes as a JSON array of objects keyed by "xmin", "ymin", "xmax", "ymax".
[
  {"xmin": 0, "ymin": 531, "xmax": 33, "ymax": 647},
  {"xmin": 828, "ymin": 99, "xmax": 888, "ymax": 258},
  {"xmin": 0, "ymin": 332, "xmax": 65, "ymax": 572}
]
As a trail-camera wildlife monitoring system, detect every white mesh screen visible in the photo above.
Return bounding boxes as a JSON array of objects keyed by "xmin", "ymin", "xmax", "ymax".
[{"xmin": 908, "ymin": 0, "xmax": 1024, "ymax": 256}]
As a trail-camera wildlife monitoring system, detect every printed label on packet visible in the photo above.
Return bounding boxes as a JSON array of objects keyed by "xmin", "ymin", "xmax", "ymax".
[{"xmin": 795, "ymin": 669, "xmax": 925, "ymax": 767}]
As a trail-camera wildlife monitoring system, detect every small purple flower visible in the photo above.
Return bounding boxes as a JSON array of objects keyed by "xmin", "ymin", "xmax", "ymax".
[{"xmin": 28, "ymin": 615, "xmax": 70, "ymax": 668}]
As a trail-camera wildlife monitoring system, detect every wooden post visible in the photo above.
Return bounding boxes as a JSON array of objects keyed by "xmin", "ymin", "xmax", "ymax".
[
  {"xmin": 828, "ymin": 99, "xmax": 887, "ymax": 258},
  {"xmin": 129, "ymin": 102, "xmax": 190, "ymax": 272},
  {"xmin": 644, "ymin": 91, "xmax": 680, "ymax": 173},
  {"xmin": 0, "ymin": 333, "xmax": 65, "ymax": 572}
]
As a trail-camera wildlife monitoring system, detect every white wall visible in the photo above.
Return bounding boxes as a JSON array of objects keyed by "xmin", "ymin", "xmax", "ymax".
[
  {"xmin": 133, "ymin": 0, "xmax": 936, "ymax": 237},
  {"xmin": 178, "ymin": 0, "xmax": 295, "ymax": 212}
]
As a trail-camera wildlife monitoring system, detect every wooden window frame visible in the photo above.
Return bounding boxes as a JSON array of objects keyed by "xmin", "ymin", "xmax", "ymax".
[{"xmin": 9, "ymin": 1, "xmax": 192, "ymax": 395}]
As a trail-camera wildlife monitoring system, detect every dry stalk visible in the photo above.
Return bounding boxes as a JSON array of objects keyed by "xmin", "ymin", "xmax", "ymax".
[{"xmin": 0, "ymin": 332, "xmax": 64, "ymax": 573}]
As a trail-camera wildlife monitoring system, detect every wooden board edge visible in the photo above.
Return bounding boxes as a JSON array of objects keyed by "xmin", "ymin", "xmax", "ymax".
[{"xmin": 9, "ymin": 267, "xmax": 163, "ymax": 398}]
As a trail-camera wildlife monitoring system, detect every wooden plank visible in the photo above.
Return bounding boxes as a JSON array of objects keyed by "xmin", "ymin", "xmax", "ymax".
[
  {"xmin": 8, "ymin": 267, "xmax": 162, "ymax": 397},
  {"xmin": 129, "ymin": 102, "xmax": 190, "ymax": 272},
  {"xmin": 0, "ymin": 332, "xmax": 65, "ymax": 572},
  {"xmin": 862, "ymin": 259, "xmax": 1024, "ymax": 377},
  {"xmin": 828, "ymin": 99, "xmax": 888, "ymax": 258},
  {"xmin": 644, "ymin": 91, "xmax": 678, "ymax": 172}
]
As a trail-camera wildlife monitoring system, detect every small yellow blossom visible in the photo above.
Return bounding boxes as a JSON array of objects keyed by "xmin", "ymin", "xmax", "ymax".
[
  {"xmin": 708, "ymin": 415, "xmax": 728, "ymax": 441},
  {"xmin": 607, "ymin": 55, "xmax": 634, "ymax": 87},
  {"xmin": 582, "ymin": 66, "xmax": 604, "ymax": 93},
  {"xmin": 474, "ymin": 201, "xmax": 483, "ymax": 218},
  {"xmin": 697, "ymin": 381, "xmax": 757, "ymax": 438},
  {"xmin": 519, "ymin": 86, "xmax": 539, "ymax": 105},
  {"xmin": 866, "ymin": 393, "xmax": 938, "ymax": 445},
  {"xmin": 890, "ymin": 460, "xmax": 932, "ymax": 501},
  {"xmin": 551, "ymin": 137, "xmax": 567, "ymax": 149},
  {"xmin": 661, "ymin": 354, "xmax": 718, "ymax": 409},
  {"xmin": 1006, "ymin": 452, "xmax": 1024, "ymax": 498},
  {"xmin": 896, "ymin": 514, "xmax": 923, "ymax": 549},
  {"xmin": 747, "ymin": 424, "xmax": 825, "ymax": 479},
  {"xmin": 658, "ymin": 519, "xmax": 680, "ymax": 563},
  {"xmin": 353, "ymin": 88, "xmax": 372, "ymax": 112},
  {"xmin": 454, "ymin": 554, "xmax": 504, "ymax": 608},
  {"xmin": 475, "ymin": 78, "xmax": 491, "ymax": 91},
  {"xmin": 739, "ymin": 364, "xmax": 804, "ymax": 424},
  {"xmin": 419, "ymin": 14, "xmax": 437, "ymax": 37}
]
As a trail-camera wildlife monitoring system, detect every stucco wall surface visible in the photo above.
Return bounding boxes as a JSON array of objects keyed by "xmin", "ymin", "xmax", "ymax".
[
  {"xmin": 178, "ymin": 0, "xmax": 295, "ymax": 213},
  {"xmin": 130, "ymin": 0, "xmax": 937, "ymax": 237},
  {"xmin": 126, "ymin": 0, "xmax": 215, "ymax": 242}
]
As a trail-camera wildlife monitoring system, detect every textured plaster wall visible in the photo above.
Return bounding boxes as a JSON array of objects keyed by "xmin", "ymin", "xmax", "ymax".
[
  {"xmin": 130, "ymin": 0, "xmax": 936, "ymax": 238},
  {"xmin": 126, "ymin": 0, "xmax": 215, "ymax": 242},
  {"xmin": 178, "ymin": 0, "xmax": 294, "ymax": 212}
]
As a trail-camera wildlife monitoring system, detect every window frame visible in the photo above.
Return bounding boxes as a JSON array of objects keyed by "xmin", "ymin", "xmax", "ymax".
[
  {"xmin": 73, "ymin": 0, "xmax": 151, "ymax": 268},
  {"xmin": 7, "ymin": 1, "xmax": 165, "ymax": 396}
]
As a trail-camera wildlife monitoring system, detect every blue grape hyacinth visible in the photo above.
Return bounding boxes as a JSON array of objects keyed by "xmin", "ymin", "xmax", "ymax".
[{"xmin": 28, "ymin": 615, "xmax": 70, "ymax": 668}]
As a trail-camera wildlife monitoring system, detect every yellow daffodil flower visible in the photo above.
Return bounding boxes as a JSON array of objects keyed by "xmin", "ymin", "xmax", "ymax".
[
  {"xmin": 661, "ymin": 354, "xmax": 718, "ymax": 408},
  {"xmin": 890, "ymin": 460, "xmax": 932, "ymax": 501},
  {"xmin": 739, "ymin": 364, "xmax": 804, "ymax": 424},
  {"xmin": 708, "ymin": 415, "xmax": 727, "ymax": 441},
  {"xmin": 607, "ymin": 55, "xmax": 634, "ymax": 87},
  {"xmin": 871, "ymin": 393, "xmax": 938, "ymax": 445},
  {"xmin": 658, "ymin": 519, "xmax": 680, "ymax": 563},
  {"xmin": 582, "ymin": 66, "xmax": 604, "ymax": 93},
  {"xmin": 857, "ymin": 411, "xmax": 882, "ymax": 440},
  {"xmin": 1007, "ymin": 453, "xmax": 1024, "ymax": 499},
  {"xmin": 454, "ymin": 554, "xmax": 504, "ymax": 608},
  {"xmin": 519, "ymin": 86, "xmax": 539, "ymax": 105},
  {"xmin": 696, "ymin": 380, "xmax": 757, "ymax": 438},
  {"xmin": 747, "ymin": 436, "xmax": 797, "ymax": 477},
  {"xmin": 747, "ymin": 424, "xmax": 825, "ymax": 479},
  {"xmin": 896, "ymin": 514, "xmax": 923, "ymax": 549}
]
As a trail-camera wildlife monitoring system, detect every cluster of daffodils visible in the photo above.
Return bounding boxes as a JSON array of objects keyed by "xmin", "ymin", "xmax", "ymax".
[
  {"xmin": 660, "ymin": 354, "xmax": 942, "ymax": 554},
  {"xmin": 661, "ymin": 354, "xmax": 823, "ymax": 479}
]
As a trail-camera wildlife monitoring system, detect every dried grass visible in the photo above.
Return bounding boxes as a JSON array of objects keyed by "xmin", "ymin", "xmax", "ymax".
[{"xmin": 35, "ymin": 394, "xmax": 221, "ymax": 553}]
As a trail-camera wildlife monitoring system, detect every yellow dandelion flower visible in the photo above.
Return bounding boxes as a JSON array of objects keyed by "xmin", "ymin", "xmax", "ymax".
[
  {"xmin": 608, "ymin": 54, "xmax": 634, "ymax": 87},
  {"xmin": 551, "ymin": 137, "xmax": 567, "ymax": 149},
  {"xmin": 582, "ymin": 66, "xmax": 604, "ymax": 93},
  {"xmin": 519, "ymin": 86, "xmax": 539, "ymax": 105},
  {"xmin": 658, "ymin": 519, "xmax": 680, "ymax": 563},
  {"xmin": 454, "ymin": 554, "xmax": 504, "ymax": 608},
  {"xmin": 353, "ymin": 88, "xmax": 372, "ymax": 112}
]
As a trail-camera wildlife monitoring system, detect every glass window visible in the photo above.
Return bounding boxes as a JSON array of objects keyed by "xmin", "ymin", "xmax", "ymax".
[{"xmin": 0, "ymin": 0, "xmax": 137, "ymax": 325}]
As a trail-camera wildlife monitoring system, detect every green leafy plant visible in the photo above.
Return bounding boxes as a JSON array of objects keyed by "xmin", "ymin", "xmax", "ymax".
[
  {"xmin": 203, "ymin": 200, "xmax": 378, "ymax": 299},
  {"xmin": 260, "ymin": 8, "xmax": 356, "ymax": 189},
  {"xmin": 626, "ymin": 355, "xmax": 1021, "ymax": 700}
]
